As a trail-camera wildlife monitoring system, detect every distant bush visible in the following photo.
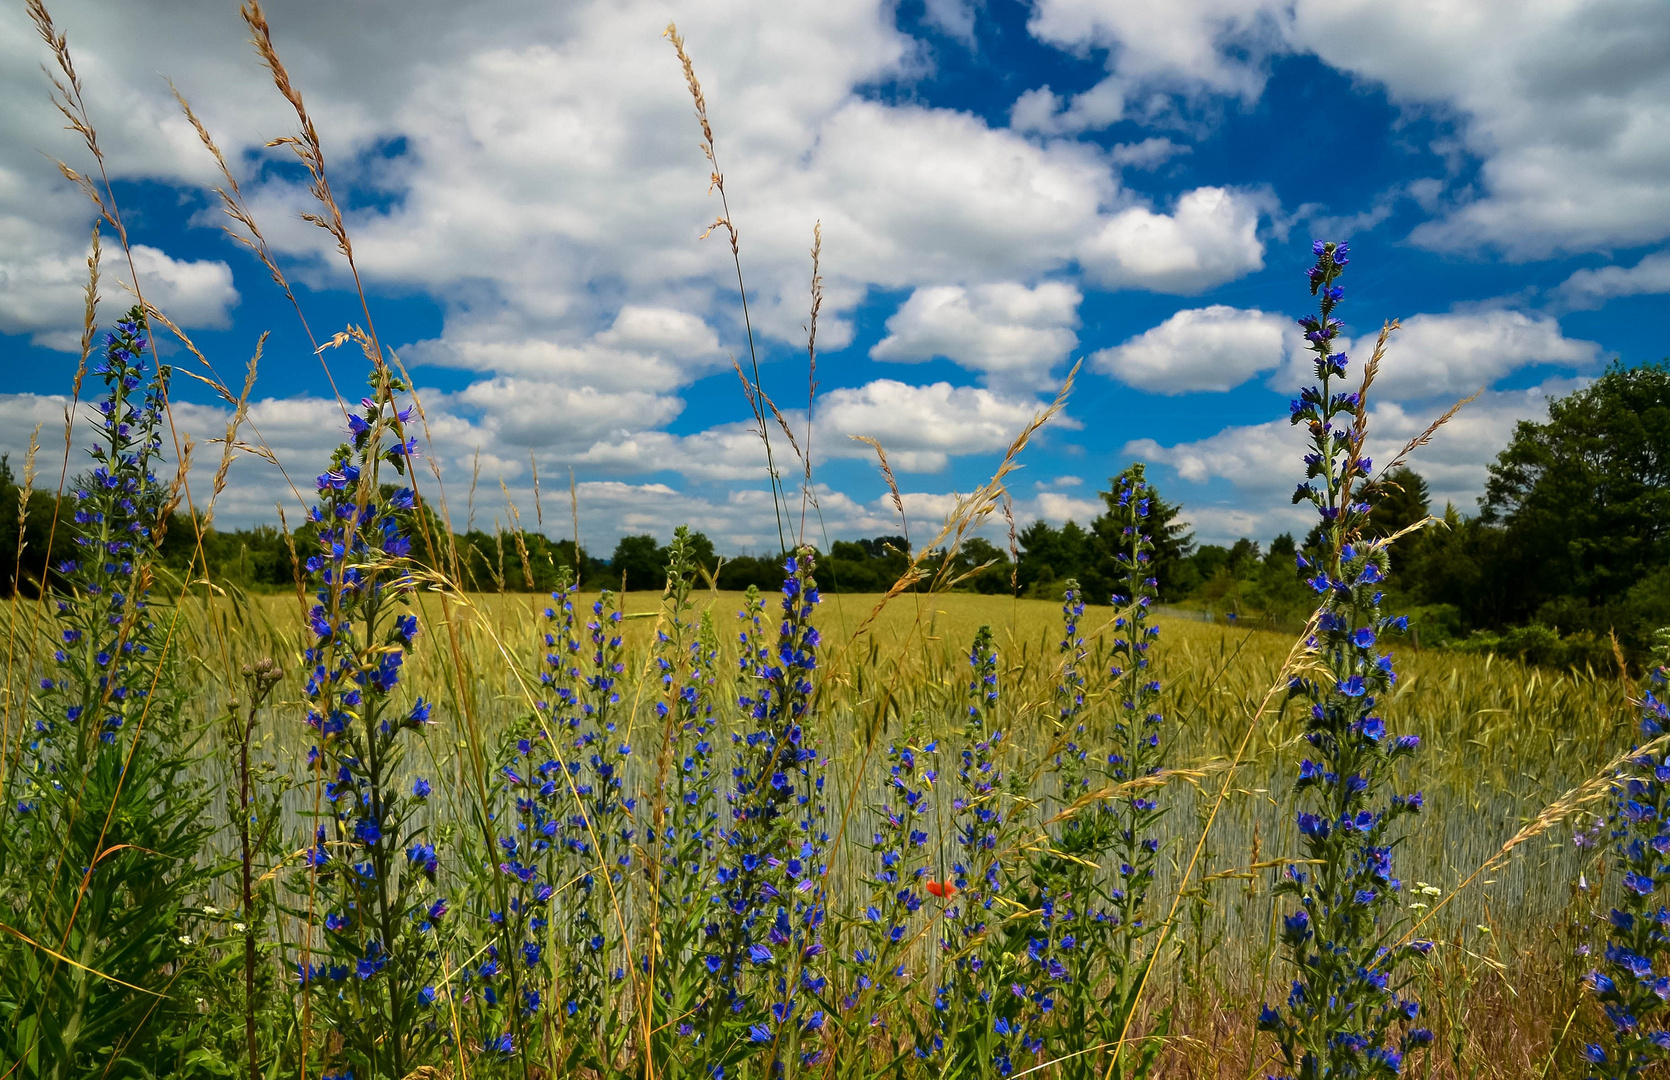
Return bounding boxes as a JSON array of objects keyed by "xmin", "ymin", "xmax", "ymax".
[{"xmin": 1451, "ymin": 624, "xmax": 1617, "ymax": 673}]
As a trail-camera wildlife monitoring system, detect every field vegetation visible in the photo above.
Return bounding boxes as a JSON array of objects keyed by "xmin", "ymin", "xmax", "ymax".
[
  {"xmin": 14, "ymin": 356, "xmax": 1669, "ymax": 669},
  {"xmin": 3, "ymin": 4, "xmax": 1670, "ymax": 1080}
]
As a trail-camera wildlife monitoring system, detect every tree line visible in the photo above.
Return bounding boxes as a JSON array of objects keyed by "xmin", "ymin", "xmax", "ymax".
[{"xmin": 5, "ymin": 361, "xmax": 1667, "ymax": 659}]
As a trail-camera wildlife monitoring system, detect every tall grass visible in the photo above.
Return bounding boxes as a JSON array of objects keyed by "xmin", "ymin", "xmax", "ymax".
[
  {"xmin": 4, "ymin": 582, "xmax": 1628, "ymax": 1075},
  {"xmin": 0, "ymin": 3, "xmax": 1657, "ymax": 1079}
]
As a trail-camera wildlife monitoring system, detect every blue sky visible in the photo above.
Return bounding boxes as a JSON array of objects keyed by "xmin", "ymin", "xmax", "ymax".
[{"xmin": 1, "ymin": 0, "xmax": 1667, "ymax": 554}]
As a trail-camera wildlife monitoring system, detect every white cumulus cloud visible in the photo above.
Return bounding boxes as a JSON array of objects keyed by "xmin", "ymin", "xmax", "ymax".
[
  {"xmin": 1271, "ymin": 309, "xmax": 1598, "ymax": 401},
  {"xmin": 818, "ymin": 379, "xmax": 1071, "ymax": 473},
  {"xmin": 1291, "ymin": 0, "xmax": 1670, "ymax": 258},
  {"xmin": 869, "ymin": 282, "xmax": 1081, "ymax": 390},
  {"xmin": 1555, "ymin": 249, "xmax": 1670, "ymax": 311},
  {"xmin": 1023, "ymin": 0, "xmax": 1670, "ymax": 259},
  {"xmin": 1092, "ymin": 304, "xmax": 1293, "ymax": 393},
  {"xmin": 1125, "ymin": 378, "xmax": 1585, "ymax": 542},
  {"xmin": 1078, "ymin": 187, "xmax": 1268, "ymax": 294},
  {"xmin": 1026, "ymin": 0, "xmax": 1288, "ymax": 108}
]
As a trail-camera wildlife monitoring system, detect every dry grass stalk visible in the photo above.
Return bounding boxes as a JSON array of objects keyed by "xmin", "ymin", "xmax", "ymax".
[
  {"xmin": 856, "ymin": 435, "xmax": 909, "ymax": 546},
  {"xmin": 529, "ymin": 450, "xmax": 543, "ymax": 527},
  {"xmin": 200, "ymin": 336, "xmax": 265, "ymax": 531},
  {"xmin": 240, "ymin": 0, "xmax": 350, "ymax": 260},
  {"xmin": 467, "ymin": 446, "xmax": 483, "ymax": 535},
  {"xmin": 801, "ymin": 221, "xmax": 823, "ymax": 541},
  {"xmin": 1338, "ymin": 319, "xmax": 1396, "ymax": 521},
  {"xmin": 168, "ymin": 81, "xmax": 352, "ymax": 412},
  {"xmin": 666, "ymin": 22, "xmax": 789, "ymax": 549},
  {"xmin": 1002, "ymin": 491, "xmax": 1019, "ymax": 593},
  {"xmin": 1381, "ymin": 390, "xmax": 1483, "ymax": 481},
  {"xmin": 75, "ymin": 222, "xmax": 100, "ymax": 400}
]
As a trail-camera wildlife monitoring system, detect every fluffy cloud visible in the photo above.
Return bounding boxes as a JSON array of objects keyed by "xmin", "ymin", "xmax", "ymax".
[
  {"xmin": 541, "ymin": 377, "xmax": 1072, "ymax": 482},
  {"xmin": 0, "ymin": 0, "xmax": 1261, "ymax": 549},
  {"xmin": 788, "ymin": 101, "xmax": 1241, "ymax": 297},
  {"xmin": 124, "ymin": 246, "xmax": 239, "ymax": 326},
  {"xmin": 1092, "ymin": 304, "xmax": 1293, "ymax": 393},
  {"xmin": 869, "ymin": 282, "xmax": 1081, "ymax": 389},
  {"xmin": 443, "ymin": 379, "xmax": 684, "ymax": 452},
  {"xmin": 0, "ymin": 0, "xmax": 1278, "ymax": 549},
  {"xmin": 1269, "ymin": 310, "xmax": 1597, "ymax": 401},
  {"xmin": 570, "ymin": 424, "xmax": 767, "ymax": 483},
  {"xmin": 6, "ymin": 0, "xmax": 1278, "ymax": 362},
  {"xmin": 403, "ymin": 305, "xmax": 722, "ymax": 390},
  {"xmin": 815, "ymin": 379, "xmax": 1070, "ymax": 473},
  {"xmin": 1126, "ymin": 416, "xmax": 1300, "ymax": 495},
  {"xmin": 1077, "ymin": 187, "xmax": 1268, "ymax": 293},
  {"xmin": 1374, "ymin": 311, "xmax": 1597, "ymax": 399},
  {"xmin": 1023, "ymin": 0, "xmax": 1670, "ymax": 258},
  {"xmin": 1025, "ymin": 0, "xmax": 1287, "ymax": 113},
  {"xmin": 0, "ymin": 1, "xmax": 263, "ymax": 349},
  {"xmin": 21, "ymin": 0, "xmax": 1652, "ymax": 554},
  {"xmin": 1010, "ymin": 82, "xmax": 1130, "ymax": 138},
  {"xmin": 1291, "ymin": 0, "xmax": 1670, "ymax": 258},
  {"xmin": 576, "ymin": 379, "xmax": 1072, "ymax": 479},
  {"xmin": 0, "ymin": 390, "xmax": 347, "ymax": 530},
  {"xmin": 1125, "ymin": 379, "xmax": 1582, "ymax": 543},
  {"xmin": 0, "ymin": 176, "xmax": 238, "ymax": 350},
  {"xmin": 1555, "ymin": 249, "xmax": 1670, "ymax": 310},
  {"xmin": 921, "ymin": 0, "xmax": 979, "ymax": 45},
  {"xmin": 1029, "ymin": 490, "xmax": 1104, "ymax": 525}
]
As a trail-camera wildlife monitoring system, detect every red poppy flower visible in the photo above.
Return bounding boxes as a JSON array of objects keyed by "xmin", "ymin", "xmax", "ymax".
[{"xmin": 925, "ymin": 879, "xmax": 957, "ymax": 898}]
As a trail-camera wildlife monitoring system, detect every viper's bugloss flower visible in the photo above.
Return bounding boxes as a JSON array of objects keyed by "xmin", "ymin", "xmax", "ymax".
[
  {"xmin": 850, "ymin": 699, "xmax": 938, "ymax": 1052},
  {"xmin": 10, "ymin": 307, "xmax": 229, "ymax": 1077},
  {"xmin": 1024, "ymin": 467, "xmax": 1173, "ymax": 1072},
  {"xmin": 1588, "ymin": 656, "xmax": 1670, "ymax": 1078},
  {"xmin": 705, "ymin": 548, "xmax": 829, "ymax": 1069},
  {"xmin": 928, "ymin": 619, "xmax": 1051, "ymax": 1071},
  {"xmin": 292, "ymin": 370, "xmax": 439, "ymax": 1074},
  {"xmin": 1262, "ymin": 243, "xmax": 1428, "ymax": 1077}
]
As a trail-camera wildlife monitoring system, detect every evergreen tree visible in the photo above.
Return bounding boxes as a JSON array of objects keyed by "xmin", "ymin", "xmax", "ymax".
[
  {"xmin": 1093, "ymin": 464, "xmax": 1194, "ymax": 601},
  {"xmin": 1367, "ymin": 467, "xmax": 1430, "ymax": 539}
]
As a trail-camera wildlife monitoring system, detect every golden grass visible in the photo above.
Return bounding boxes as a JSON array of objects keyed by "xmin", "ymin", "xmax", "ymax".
[
  {"xmin": 5, "ymin": 3, "xmax": 1630, "ymax": 1070},
  {"xmin": 151, "ymin": 585, "xmax": 1625, "ymax": 1077}
]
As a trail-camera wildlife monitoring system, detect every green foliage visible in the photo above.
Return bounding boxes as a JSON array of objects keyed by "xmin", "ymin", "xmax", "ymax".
[
  {"xmin": 1450, "ymin": 624, "xmax": 1616, "ymax": 672},
  {"xmin": 1263, "ymin": 240, "xmax": 1431, "ymax": 1078},
  {"xmin": 293, "ymin": 382, "xmax": 446, "ymax": 1080},
  {"xmin": 822, "ymin": 536, "xmax": 908, "ymax": 592},
  {"xmin": 0, "ymin": 309, "xmax": 213, "ymax": 1079},
  {"xmin": 1482, "ymin": 361, "xmax": 1670, "ymax": 609},
  {"xmin": 715, "ymin": 552, "xmax": 789, "ymax": 592},
  {"xmin": 716, "ymin": 534, "xmax": 1014, "ymax": 596},
  {"xmin": 1017, "ymin": 518, "xmax": 1103, "ymax": 599},
  {"xmin": 454, "ymin": 529, "xmax": 602, "ymax": 592},
  {"xmin": 1343, "ymin": 364, "xmax": 1670, "ymax": 660},
  {"xmin": 0, "ymin": 455, "xmax": 73, "ymax": 598},
  {"xmin": 1017, "ymin": 465, "xmax": 1200, "ymax": 605},
  {"xmin": 611, "ymin": 532, "xmax": 672, "ymax": 591},
  {"xmin": 1368, "ymin": 467, "xmax": 1432, "ymax": 540}
]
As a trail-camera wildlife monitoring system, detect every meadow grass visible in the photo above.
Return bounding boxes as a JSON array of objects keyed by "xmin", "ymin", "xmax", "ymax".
[
  {"xmin": 1, "ymin": 3, "xmax": 1649, "ymax": 1076},
  {"xmin": 93, "ymin": 583, "xmax": 1624, "ymax": 1077}
]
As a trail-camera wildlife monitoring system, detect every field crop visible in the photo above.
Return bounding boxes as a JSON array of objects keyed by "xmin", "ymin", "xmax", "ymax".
[
  {"xmin": 1, "ymin": 4, "xmax": 1663, "ymax": 1080},
  {"xmin": 4, "ymin": 579, "xmax": 1627, "ymax": 1077}
]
